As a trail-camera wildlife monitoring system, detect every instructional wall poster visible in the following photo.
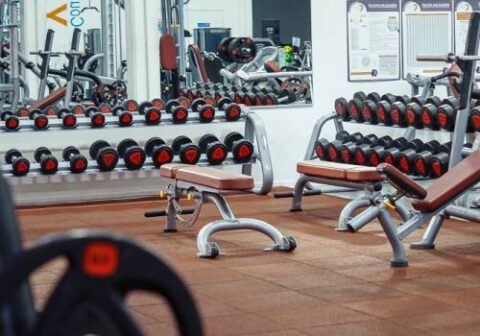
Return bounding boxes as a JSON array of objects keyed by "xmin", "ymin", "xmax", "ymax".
[
  {"xmin": 401, "ymin": 0, "xmax": 453, "ymax": 77},
  {"xmin": 454, "ymin": 1, "xmax": 480, "ymax": 54},
  {"xmin": 347, "ymin": 0, "xmax": 401, "ymax": 81}
]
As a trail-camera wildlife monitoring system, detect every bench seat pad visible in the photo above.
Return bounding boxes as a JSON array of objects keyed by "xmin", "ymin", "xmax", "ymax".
[
  {"xmin": 161, "ymin": 164, "xmax": 254, "ymax": 190},
  {"xmin": 297, "ymin": 161, "xmax": 383, "ymax": 182}
]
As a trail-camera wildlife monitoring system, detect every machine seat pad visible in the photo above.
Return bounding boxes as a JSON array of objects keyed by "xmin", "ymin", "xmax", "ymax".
[
  {"xmin": 32, "ymin": 87, "xmax": 67, "ymax": 109},
  {"xmin": 412, "ymin": 149, "xmax": 480, "ymax": 213},
  {"xmin": 161, "ymin": 164, "xmax": 254, "ymax": 190},
  {"xmin": 297, "ymin": 161, "xmax": 383, "ymax": 182}
]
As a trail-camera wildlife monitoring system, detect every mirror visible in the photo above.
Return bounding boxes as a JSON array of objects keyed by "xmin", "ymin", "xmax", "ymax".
[{"xmin": 162, "ymin": 0, "xmax": 313, "ymax": 107}]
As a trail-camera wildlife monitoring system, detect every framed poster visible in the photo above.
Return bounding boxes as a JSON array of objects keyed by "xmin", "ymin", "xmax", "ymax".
[
  {"xmin": 401, "ymin": 0, "xmax": 453, "ymax": 77},
  {"xmin": 454, "ymin": 1, "xmax": 480, "ymax": 54},
  {"xmin": 347, "ymin": 0, "xmax": 401, "ymax": 81}
]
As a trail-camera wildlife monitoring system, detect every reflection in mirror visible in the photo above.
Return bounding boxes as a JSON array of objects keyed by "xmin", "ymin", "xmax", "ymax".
[{"xmin": 160, "ymin": 0, "xmax": 313, "ymax": 107}]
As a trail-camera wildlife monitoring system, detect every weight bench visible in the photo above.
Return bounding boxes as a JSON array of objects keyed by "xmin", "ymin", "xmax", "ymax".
[
  {"xmin": 282, "ymin": 160, "xmax": 411, "ymax": 231},
  {"xmin": 145, "ymin": 164, "xmax": 296, "ymax": 258},
  {"xmin": 347, "ymin": 149, "xmax": 480, "ymax": 267}
]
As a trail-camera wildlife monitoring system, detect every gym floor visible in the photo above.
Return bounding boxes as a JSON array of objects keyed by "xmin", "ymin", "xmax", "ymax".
[{"xmin": 18, "ymin": 191, "xmax": 480, "ymax": 336}]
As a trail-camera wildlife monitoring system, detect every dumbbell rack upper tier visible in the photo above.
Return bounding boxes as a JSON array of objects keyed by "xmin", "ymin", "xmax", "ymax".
[{"xmin": 1, "ymin": 108, "xmax": 274, "ymax": 206}]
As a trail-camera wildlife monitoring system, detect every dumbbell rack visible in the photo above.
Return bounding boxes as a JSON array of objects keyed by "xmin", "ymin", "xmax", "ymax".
[{"xmin": 0, "ymin": 107, "xmax": 274, "ymax": 206}]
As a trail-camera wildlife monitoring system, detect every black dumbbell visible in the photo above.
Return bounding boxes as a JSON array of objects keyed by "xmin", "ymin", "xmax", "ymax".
[
  {"xmin": 383, "ymin": 139, "xmax": 424, "ymax": 169},
  {"xmin": 348, "ymin": 92, "xmax": 380, "ymax": 123},
  {"xmin": 470, "ymin": 107, "xmax": 480, "ymax": 132},
  {"xmin": 198, "ymin": 134, "xmax": 228, "ymax": 165},
  {"xmin": 4, "ymin": 149, "xmax": 30, "ymax": 176},
  {"xmin": 62, "ymin": 146, "xmax": 88, "ymax": 174},
  {"xmin": 1, "ymin": 111, "xmax": 20, "ymax": 131},
  {"xmin": 151, "ymin": 98, "xmax": 166, "ymax": 110},
  {"xmin": 327, "ymin": 132, "xmax": 365, "ymax": 162},
  {"xmin": 353, "ymin": 136, "xmax": 394, "ymax": 166},
  {"xmin": 412, "ymin": 140, "xmax": 445, "ymax": 177},
  {"xmin": 361, "ymin": 94, "xmax": 385, "ymax": 124},
  {"xmin": 29, "ymin": 109, "xmax": 49, "ymax": 130},
  {"xmin": 57, "ymin": 108, "xmax": 78, "ymax": 129},
  {"xmin": 341, "ymin": 134, "xmax": 379, "ymax": 164},
  {"xmin": 171, "ymin": 136, "xmax": 201, "ymax": 165},
  {"xmin": 165, "ymin": 99, "xmax": 189, "ymax": 124},
  {"xmin": 43, "ymin": 105, "xmax": 59, "ymax": 117},
  {"xmin": 191, "ymin": 98, "xmax": 216, "ymax": 123},
  {"xmin": 397, "ymin": 139, "xmax": 436, "ymax": 175},
  {"xmin": 89, "ymin": 140, "xmax": 119, "ymax": 172},
  {"xmin": 83, "ymin": 107, "xmax": 106, "ymax": 128},
  {"xmin": 122, "ymin": 99, "xmax": 139, "ymax": 112},
  {"xmin": 391, "ymin": 96, "xmax": 418, "ymax": 127},
  {"xmin": 315, "ymin": 138, "xmax": 330, "ymax": 160},
  {"xmin": 16, "ymin": 107, "xmax": 30, "ymax": 117},
  {"xmin": 135, "ymin": 101, "xmax": 162, "ymax": 125},
  {"xmin": 70, "ymin": 105, "xmax": 87, "ymax": 115},
  {"xmin": 334, "ymin": 97, "xmax": 349, "ymax": 121},
  {"xmin": 266, "ymin": 88, "xmax": 297, "ymax": 106},
  {"xmin": 224, "ymin": 132, "xmax": 255, "ymax": 163},
  {"xmin": 376, "ymin": 95, "xmax": 408, "ymax": 126},
  {"xmin": 217, "ymin": 97, "xmax": 242, "ymax": 122},
  {"xmin": 405, "ymin": 96, "xmax": 428, "ymax": 128},
  {"xmin": 34, "ymin": 147, "xmax": 58, "ymax": 175},
  {"xmin": 117, "ymin": 139, "xmax": 147, "ymax": 170},
  {"xmin": 111, "ymin": 106, "xmax": 134, "ymax": 127},
  {"xmin": 421, "ymin": 97, "xmax": 457, "ymax": 130},
  {"xmin": 144, "ymin": 137, "xmax": 174, "ymax": 168}
]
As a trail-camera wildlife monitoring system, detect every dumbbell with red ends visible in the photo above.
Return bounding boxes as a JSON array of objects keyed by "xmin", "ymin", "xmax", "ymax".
[
  {"xmin": 56, "ymin": 108, "xmax": 78, "ymax": 129},
  {"xmin": 131, "ymin": 101, "xmax": 162, "ymax": 125},
  {"xmin": 62, "ymin": 146, "xmax": 88, "ymax": 174},
  {"xmin": 84, "ymin": 107, "xmax": 108, "ymax": 128},
  {"xmin": 361, "ymin": 94, "xmax": 396, "ymax": 124},
  {"xmin": 390, "ymin": 96, "xmax": 423, "ymax": 127},
  {"xmin": 122, "ymin": 99, "xmax": 140, "ymax": 112},
  {"xmin": 426, "ymin": 142, "xmax": 474, "ymax": 178},
  {"xmin": 16, "ymin": 107, "xmax": 31, "ymax": 117},
  {"xmin": 405, "ymin": 96, "xmax": 432, "ymax": 128},
  {"xmin": 376, "ymin": 95, "xmax": 409, "ymax": 126},
  {"xmin": 339, "ymin": 134, "xmax": 378, "ymax": 164},
  {"xmin": 191, "ymin": 97, "xmax": 217, "ymax": 123},
  {"xmin": 144, "ymin": 137, "xmax": 174, "ymax": 168},
  {"xmin": 29, "ymin": 109, "xmax": 50, "ymax": 130},
  {"xmin": 217, "ymin": 97, "xmax": 242, "ymax": 122},
  {"xmin": 198, "ymin": 134, "xmax": 228, "ymax": 165},
  {"xmin": 117, "ymin": 139, "xmax": 147, "ymax": 170},
  {"xmin": 469, "ymin": 106, "xmax": 480, "ymax": 132},
  {"xmin": 397, "ymin": 140, "xmax": 443, "ymax": 175},
  {"xmin": 325, "ymin": 132, "xmax": 365, "ymax": 163},
  {"xmin": 165, "ymin": 99, "xmax": 190, "ymax": 124},
  {"xmin": 1, "ymin": 111, "xmax": 20, "ymax": 131},
  {"xmin": 383, "ymin": 138, "xmax": 424, "ymax": 170},
  {"xmin": 223, "ymin": 132, "xmax": 255, "ymax": 163},
  {"xmin": 4, "ymin": 149, "xmax": 30, "ymax": 176},
  {"xmin": 412, "ymin": 141, "xmax": 449, "ymax": 177},
  {"xmin": 334, "ymin": 91, "xmax": 367, "ymax": 121},
  {"xmin": 440, "ymin": 104, "xmax": 476, "ymax": 133},
  {"xmin": 348, "ymin": 92, "xmax": 381, "ymax": 123},
  {"xmin": 421, "ymin": 96, "xmax": 457, "ymax": 130},
  {"xmin": 352, "ymin": 135, "xmax": 394, "ymax": 166},
  {"xmin": 89, "ymin": 140, "xmax": 120, "ymax": 172},
  {"xmin": 34, "ymin": 147, "xmax": 59, "ymax": 175},
  {"xmin": 109, "ymin": 106, "xmax": 134, "ymax": 127},
  {"xmin": 171, "ymin": 136, "xmax": 201, "ymax": 165}
]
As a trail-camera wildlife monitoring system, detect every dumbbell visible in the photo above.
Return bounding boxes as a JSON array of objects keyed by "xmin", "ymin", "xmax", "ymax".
[
  {"xmin": 336, "ymin": 91, "xmax": 378, "ymax": 121},
  {"xmin": 29, "ymin": 109, "xmax": 49, "ymax": 130},
  {"xmin": 62, "ymin": 146, "xmax": 88, "ymax": 174},
  {"xmin": 111, "ymin": 106, "xmax": 134, "ymax": 127},
  {"xmin": 260, "ymin": 88, "xmax": 297, "ymax": 106},
  {"xmin": 43, "ymin": 105, "xmax": 59, "ymax": 117},
  {"xmin": 171, "ymin": 136, "xmax": 201, "ymax": 165},
  {"xmin": 361, "ymin": 93, "xmax": 387, "ymax": 124},
  {"xmin": 198, "ymin": 134, "xmax": 228, "ymax": 165},
  {"xmin": 122, "ymin": 99, "xmax": 139, "ymax": 112},
  {"xmin": 348, "ymin": 92, "xmax": 381, "ymax": 123},
  {"xmin": 376, "ymin": 95, "xmax": 409, "ymax": 126},
  {"xmin": 117, "ymin": 139, "xmax": 147, "ymax": 170},
  {"xmin": 134, "ymin": 101, "xmax": 162, "ymax": 125},
  {"xmin": 70, "ymin": 105, "xmax": 87, "ymax": 115},
  {"xmin": 340, "ymin": 134, "xmax": 379, "ymax": 164},
  {"xmin": 16, "ymin": 107, "xmax": 30, "ymax": 117},
  {"xmin": 397, "ymin": 140, "xmax": 442, "ymax": 175},
  {"xmin": 151, "ymin": 98, "xmax": 166, "ymax": 110},
  {"xmin": 89, "ymin": 140, "xmax": 119, "ymax": 172},
  {"xmin": 224, "ymin": 132, "xmax": 255, "ymax": 163},
  {"xmin": 353, "ymin": 136, "xmax": 394, "ymax": 166},
  {"xmin": 56, "ymin": 108, "xmax": 78, "ymax": 129},
  {"xmin": 317, "ymin": 130, "xmax": 361, "ymax": 162},
  {"xmin": 327, "ymin": 132, "xmax": 365, "ymax": 163},
  {"xmin": 191, "ymin": 97, "xmax": 217, "ymax": 123},
  {"xmin": 4, "ymin": 149, "xmax": 30, "ymax": 176},
  {"xmin": 1, "ymin": 111, "xmax": 20, "ymax": 131},
  {"xmin": 421, "ymin": 97, "xmax": 457, "ymax": 130},
  {"xmin": 413, "ymin": 141, "xmax": 448, "ymax": 177},
  {"xmin": 383, "ymin": 139, "xmax": 424, "ymax": 169},
  {"xmin": 217, "ymin": 97, "xmax": 242, "ymax": 121},
  {"xmin": 34, "ymin": 147, "xmax": 58, "ymax": 175},
  {"xmin": 83, "ymin": 107, "xmax": 107, "ymax": 128},
  {"xmin": 391, "ymin": 96, "xmax": 419, "ymax": 127},
  {"xmin": 470, "ymin": 106, "xmax": 480, "ymax": 132},
  {"xmin": 405, "ymin": 96, "xmax": 429, "ymax": 128},
  {"xmin": 98, "ymin": 103, "xmax": 112, "ymax": 114},
  {"xmin": 165, "ymin": 99, "xmax": 190, "ymax": 124},
  {"xmin": 144, "ymin": 137, "xmax": 174, "ymax": 168}
]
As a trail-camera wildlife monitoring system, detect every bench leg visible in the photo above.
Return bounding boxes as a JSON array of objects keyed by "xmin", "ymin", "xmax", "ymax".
[
  {"xmin": 410, "ymin": 215, "xmax": 445, "ymax": 250},
  {"xmin": 197, "ymin": 192, "xmax": 297, "ymax": 258},
  {"xmin": 346, "ymin": 205, "xmax": 382, "ymax": 233},
  {"xmin": 377, "ymin": 205, "xmax": 408, "ymax": 267},
  {"xmin": 338, "ymin": 196, "xmax": 371, "ymax": 232},
  {"xmin": 291, "ymin": 175, "xmax": 310, "ymax": 212}
]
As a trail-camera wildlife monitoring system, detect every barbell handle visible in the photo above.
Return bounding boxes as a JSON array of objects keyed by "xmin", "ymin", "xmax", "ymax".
[{"xmin": 416, "ymin": 55, "xmax": 452, "ymax": 63}]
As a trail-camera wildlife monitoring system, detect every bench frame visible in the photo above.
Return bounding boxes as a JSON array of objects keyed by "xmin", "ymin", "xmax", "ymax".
[{"xmin": 157, "ymin": 179, "xmax": 296, "ymax": 258}]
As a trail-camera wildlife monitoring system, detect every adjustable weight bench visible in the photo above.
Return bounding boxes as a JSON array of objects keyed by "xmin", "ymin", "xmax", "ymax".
[
  {"xmin": 145, "ymin": 164, "xmax": 296, "ymax": 258},
  {"xmin": 285, "ymin": 160, "xmax": 411, "ymax": 231},
  {"xmin": 347, "ymin": 150, "xmax": 480, "ymax": 267}
]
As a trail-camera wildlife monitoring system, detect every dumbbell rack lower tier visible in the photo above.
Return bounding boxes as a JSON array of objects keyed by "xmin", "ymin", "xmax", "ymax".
[{"xmin": 1, "ymin": 110, "xmax": 274, "ymax": 206}]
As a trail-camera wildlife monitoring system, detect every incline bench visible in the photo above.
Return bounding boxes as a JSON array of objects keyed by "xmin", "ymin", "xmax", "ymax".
[
  {"xmin": 145, "ymin": 164, "xmax": 296, "ymax": 258},
  {"xmin": 287, "ymin": 161, "xmax": 411, "ymax": 231}
]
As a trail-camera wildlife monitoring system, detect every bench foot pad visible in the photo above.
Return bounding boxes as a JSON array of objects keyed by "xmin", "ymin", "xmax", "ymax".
[
  {"xmin": 410, "ymin": 242, "xmax": 435, "ymax": 250},
  {"xmin": 390, "ymin": 260, "xmax": 409, "ymax": 268}
]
